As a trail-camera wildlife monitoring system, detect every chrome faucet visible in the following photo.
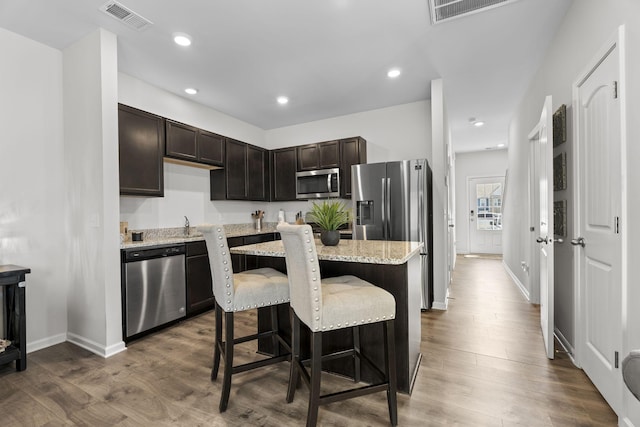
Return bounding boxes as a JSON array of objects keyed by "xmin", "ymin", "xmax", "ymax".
[{"xmin": 184, "ymin": 216, "xmax": 190, "ymax": 236}]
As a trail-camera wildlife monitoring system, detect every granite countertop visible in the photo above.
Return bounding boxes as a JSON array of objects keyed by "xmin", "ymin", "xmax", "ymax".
[
  {"xmin": 230, "ymin": 239, "xmax": 423, "ymax": 265},
  {"xmin": 120, "ymin": 223, "xmax": 281, "ymax": 249}
]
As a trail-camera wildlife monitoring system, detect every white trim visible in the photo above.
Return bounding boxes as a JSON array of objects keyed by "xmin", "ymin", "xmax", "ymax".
[
  {"xmin": 503, "ymin": 260, "xmax": 529, "ymax": 301},
  {"xmin": 26, "ymin": 333, "xmax": 67, "ymax": 353},
  {"xmin": 554, "ymin": 327, "xmax": 578, "ymax": 367},
  {"xmin": 620, "ymin": 417, "xmax": 635, "ymax": 427},
  {"xmin": 431, "ymin": 287, "xmax": 449, "ymax": 310},
  {"xmin": 67, "ymin": 332, "xmax": 127, "ymax": 358}
]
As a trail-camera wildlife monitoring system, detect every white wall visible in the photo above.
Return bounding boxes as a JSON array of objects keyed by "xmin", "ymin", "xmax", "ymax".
[
  {"xmin": 118, "ymin": 73, "xmax": 279, "ymax": 227},
  {"xmin": 454, "ymin": 149, "xmax": 507, "ymax": 254},
  {"xmin": 0, "ymin": 28, "xmax": 68, "ymax": 351},
  {"xmin": 119, "ymin": 83, "xmax": 432, "ymax": 229},
  {"xmin": 503, "ymin": 1, "xmax": 640, "ymax": 424},
  {"xmin": 265, "ymin": 100, "xmax": 431, "ymax": 164},
  {"xmin": 430, "ymin": 79, "xmax": 450, "ymax": 310},
  {"xmin": 63, "ymin": 29, "xmax": 124, "ymax": 357}
]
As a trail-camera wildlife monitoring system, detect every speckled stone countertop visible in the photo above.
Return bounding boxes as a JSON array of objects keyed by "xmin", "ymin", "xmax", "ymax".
[
  {"xmin": 230, "ymin": 239, "xmax": 423, "ymax": 265},
  {"xmin": 121, "ymin": 223, "xmax": 280, "ymax": 249}
]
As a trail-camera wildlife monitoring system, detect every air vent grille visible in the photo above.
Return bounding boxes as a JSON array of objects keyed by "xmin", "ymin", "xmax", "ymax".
[
  {"xmin": 428, "ymin": 0, "xmax": 520, "ymax": 24},
  {"xmin": 99, "ymin": 1, "xmax": 152, "ymax": 31}
]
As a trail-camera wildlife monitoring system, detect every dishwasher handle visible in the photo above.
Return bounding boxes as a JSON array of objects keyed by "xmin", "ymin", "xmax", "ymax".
[{"xmin": 124, "ymin": 245, "xmax": 186, "ymax": 262}]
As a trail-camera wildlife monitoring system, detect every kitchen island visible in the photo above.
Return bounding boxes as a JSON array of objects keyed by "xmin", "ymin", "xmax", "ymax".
[{"xmin": 230, "ymin": 239, "xmax": 423, "ymax": 394}]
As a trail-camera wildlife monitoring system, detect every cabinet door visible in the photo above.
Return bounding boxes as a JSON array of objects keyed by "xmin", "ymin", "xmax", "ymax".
[
  {"xmin": 247, "ymin": 145, "xmax": 269, "ymax": 201},
  {"xmin": 271, "ymin": 147, "xmax": 297, "ymax": 201},
  {"xmin": 226, "ymin": 236, "xmax": 246, "ymax": 272},
  {"xmin": 165, "ymin": 120, "xmax": 197, "ymax": 161},
  {"xmin": 225, "ymin": 139, "xmax": 248, "ymax": 200},
  {"xmin": 198, "ymin": 130, "xmax": 225, "ymax": 166},
  {"xmin": 297, "ymin": 144, "xmax": 319, "ymax": 171},
  {"xmin": 186, "ymin": 251, "xmax": 214, "ymax": 316},
  {"xmin": 340, "ymin": 137, "xmax": 367, "ymax": 198},
  {"xmin": 318, "ymin": 140, "xmax": 340, "ymax": 168},
  {"xmin": 118, "ymin": 104, "xmax": 164, "ymax": 197}
]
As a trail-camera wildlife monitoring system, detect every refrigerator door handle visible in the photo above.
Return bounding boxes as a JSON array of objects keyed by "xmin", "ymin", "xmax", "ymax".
[
  {"xmin": 381, "ymin": 178, "xmax": 387, "ymax": 239},
  {"xmin": 385, "ymin": 177, "xmax": 391, "ymax": 239},
  {"xmin": 418, "ymin": 166, "xmax": 425, "ymax": 243}
]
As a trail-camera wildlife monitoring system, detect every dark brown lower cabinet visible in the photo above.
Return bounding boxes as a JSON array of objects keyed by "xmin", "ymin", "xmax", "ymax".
[
  {"xmin": 185, "ymin": 241, "xmax": 215, "ymax": 316},
  {"xmin": 227, "ymin": 233, "xmax": 279, "ymax": 273}
]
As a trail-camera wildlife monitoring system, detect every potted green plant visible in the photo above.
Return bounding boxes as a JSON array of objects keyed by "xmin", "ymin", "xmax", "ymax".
[{"xmin": 308, "ymin": 200, "xmax": 350, "ymax": 246}]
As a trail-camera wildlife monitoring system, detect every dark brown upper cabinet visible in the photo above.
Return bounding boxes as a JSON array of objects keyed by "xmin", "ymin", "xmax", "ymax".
[
  {"xmin": 165, "ymin": 120, "xmax": 225, "ymax": 167},
  {"xmin": 247, "ymin": 145, "xmax": 269, "ymax": 201},
  {"xmin": 211, "ymin": 139, "xmax": 269, "ymax": 201},
  {"xmin": 340, "ymin": 137, "xmax": 367, "ymax": 198},
  {"xmin": 271, "ymin": 147, "xmax": 297, "ymax": 201},
  {"xmin": 198, "ymin": 130, "xmax": 225, "ymax": 166},
  {"xmin": 118, "ymin": 104, "xmax": 165, "ymax": 197},
  {"xmin": 297, "ymin": 140, "xmax": 340, "ymax": 171}
]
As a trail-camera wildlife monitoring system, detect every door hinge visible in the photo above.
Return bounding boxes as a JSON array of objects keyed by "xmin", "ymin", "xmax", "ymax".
[
  {"xmin": 615, "ymin": 351, "xmax": 619, "ymax": 368},
  {"xmin": 613, "ymin": 81, "xmax": 618, "ymax": 99},
  {"xmin": 615, "ymin": 216, "xmax": 620, "ymax": 234}
]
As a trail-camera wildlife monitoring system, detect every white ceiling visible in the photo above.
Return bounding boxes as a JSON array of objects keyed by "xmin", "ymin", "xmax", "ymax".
[{"xmin": 0, "ymin": 0, "xmax": 572, "ymax": 152}]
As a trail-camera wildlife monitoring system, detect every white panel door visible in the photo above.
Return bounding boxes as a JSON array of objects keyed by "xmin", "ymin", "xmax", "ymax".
[
  {"xmin": 468, "ymin": 176, "xmax": 504, "ymax": 254},
  {"xmin": 574, "ymin": 41, "xmax": 622, "ymax": 414},
  {"xmin": 531, "ymin": 95, "xmax": 554, "ymax": 360}
]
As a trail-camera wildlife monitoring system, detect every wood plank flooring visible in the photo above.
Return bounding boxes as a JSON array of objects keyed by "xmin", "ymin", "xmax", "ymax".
[{"xmin": 0, "ymin": 255, "xmax": 617, "ymax": 426}]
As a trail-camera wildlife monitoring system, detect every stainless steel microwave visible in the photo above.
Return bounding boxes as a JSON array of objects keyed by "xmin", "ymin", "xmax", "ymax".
[{"xmin": 295, "ymin": 168, "xmax": 340, "ymax": 199}]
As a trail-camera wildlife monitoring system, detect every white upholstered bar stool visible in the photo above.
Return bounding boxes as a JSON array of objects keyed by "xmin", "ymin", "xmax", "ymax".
[
  {"xmin": 277, "ymin": 223, "xmax": 398, "ymax": 427},
  {"xmin": 199, "ymin": 224, "xmax": 291, "ymax": 412}
]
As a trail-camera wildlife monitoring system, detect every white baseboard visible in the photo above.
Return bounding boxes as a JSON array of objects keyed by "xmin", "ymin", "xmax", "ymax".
[
  {"xmin": 27, "ymin": 333, "xmax": 67, "ymax": 353},
  {"xmin": 620, "ymin": 417, "xmax": 634, "ymax": 427},
  {"xmin": 503, "ymin": 260, "xmax": 529, "ymax": 301},
  {"xmin": 67, "ymin": 332, "xmax": 126, "ymax": 358},
  {"xmin": 554, "ymin": 327, "xmax": 578, "ymax": 366},
  {"xmin": 431, "ymin": 287, "xmax": 450, "ymax": 310}
]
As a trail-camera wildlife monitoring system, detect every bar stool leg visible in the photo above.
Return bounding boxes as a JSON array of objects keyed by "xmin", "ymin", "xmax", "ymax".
[
  {"xmin": 353, "ymin": 325, "xmax": 361, "ymax": 383},
  {"xmin": 286, "ymin": 310, "xmax": 301, "ymax": 403},
  {"xmin": 384, "ymin": 320, "xmax": 398, "ymax": 426},
  {"xmin": 270, "ymin": 305, "xmax": 280, "ymax": 356},
  {"xmin": 219, "ymin": 311, "xmax": 234, "ymax": 412},
  {"xmin": 211, "ymin": 303, "xmax": 223, "ymax": 381},
  {"xmin": 307, "ymin": 331, "xmax": 322, "ymax": 427}
]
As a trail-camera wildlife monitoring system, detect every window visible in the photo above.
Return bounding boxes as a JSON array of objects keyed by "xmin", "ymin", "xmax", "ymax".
[{"xmin": 476, "ymin": 182, "xmax": 502, "ymax": 230}]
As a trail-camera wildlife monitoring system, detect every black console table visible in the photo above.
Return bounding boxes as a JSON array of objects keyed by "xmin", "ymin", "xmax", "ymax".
[{"xmin": 0, "ymin": 265, "xmax": 30, "ymax": 371}]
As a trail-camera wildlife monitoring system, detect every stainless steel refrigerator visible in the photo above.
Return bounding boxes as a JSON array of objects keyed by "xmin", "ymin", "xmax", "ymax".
[{"xmin": 351, "ymin": 159, "xmax": 433, "ymax": 309}]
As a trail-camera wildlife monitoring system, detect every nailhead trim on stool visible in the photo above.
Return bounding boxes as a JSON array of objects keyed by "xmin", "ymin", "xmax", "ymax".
[
  {"xmin": 199, "ymin": 224, "xmax": 291, "ymax": 413},
  {"xmin": 278, "ymin": 223, "xmax": 398, "ymax": 427}
]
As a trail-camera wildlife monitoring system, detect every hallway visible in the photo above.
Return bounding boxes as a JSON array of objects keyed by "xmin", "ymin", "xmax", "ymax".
[{"xmin": 408, "ymin": 254, "xmax": 617, "ymax": 425}]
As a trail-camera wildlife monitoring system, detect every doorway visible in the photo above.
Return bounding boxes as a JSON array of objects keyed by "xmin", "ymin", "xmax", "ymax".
[{"xmin": 467, "ymin": 176, "xmax": 504, "ymax": 254}]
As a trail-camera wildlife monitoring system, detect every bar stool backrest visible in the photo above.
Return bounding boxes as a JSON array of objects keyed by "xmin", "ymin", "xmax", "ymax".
[
  {"xmin": 198, "ymin": 224, "xmax": 236, "ymax": 312},
  {"xmin": 277, "ymin": 223, "xmax": 323, "ymax": 332}
]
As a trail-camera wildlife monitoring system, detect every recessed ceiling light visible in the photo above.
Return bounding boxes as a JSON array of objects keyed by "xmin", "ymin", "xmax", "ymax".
[
  {"xmin": 473, "ymin": 121, "xmax": 485, "ymax": 127},
  {"xmin": 387, "ymin": 68, "xmax": 401, "ymax": 78},
  {"xmin": 173, "ymin": 33, "xmax": 192, "ymax": 47},
  {"xmin": 277, "ymin": 96, "xmax": 289, "ymax": 105},
  {"xmin": 497, "ymin": 143, "xmax": 505, "ymax": 148},
  {"xmin": 184, "ymin": 88, "xmax": 198, "ymax": 95}
]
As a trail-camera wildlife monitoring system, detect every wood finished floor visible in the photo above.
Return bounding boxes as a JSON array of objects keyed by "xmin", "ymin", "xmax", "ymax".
[{"xmin": 0, "ymin": 255, "xmax": 617, "ymax": 426}]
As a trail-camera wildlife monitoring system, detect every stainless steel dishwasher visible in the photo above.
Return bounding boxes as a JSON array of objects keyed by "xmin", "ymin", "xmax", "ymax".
[{"xmin": 122, "ymin": 244, "xmax": 186, "ymax": 341}]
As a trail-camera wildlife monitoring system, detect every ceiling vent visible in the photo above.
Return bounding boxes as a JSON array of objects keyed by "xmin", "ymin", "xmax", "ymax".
[
  {"xmin": 428, "ymin": 0, "xmax": 520, "ymax": 24},
  {"xmin": 99, "ymin": 1, "xmax": 152, "ymax": 31}
]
